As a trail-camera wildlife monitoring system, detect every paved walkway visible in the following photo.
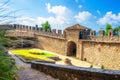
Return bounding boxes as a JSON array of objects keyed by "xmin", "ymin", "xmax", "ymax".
[
  {"xmin": 44, "ymin": 50, "xmax": 100, "ymax": 68},
  {"xmin": 9, "ymin": 52, "xmax": 56, "ymax": 80}
]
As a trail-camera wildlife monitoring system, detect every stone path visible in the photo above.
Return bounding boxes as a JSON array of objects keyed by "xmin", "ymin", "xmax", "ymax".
[{"xmin": 9, "ymin": 52, "xmax": 56, "ymax": 80}]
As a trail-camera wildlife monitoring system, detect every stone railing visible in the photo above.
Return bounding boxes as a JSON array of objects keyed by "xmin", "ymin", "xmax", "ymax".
[{"xmin": 31, "ymin": 61, "xmax": 120, "ymax": 80}]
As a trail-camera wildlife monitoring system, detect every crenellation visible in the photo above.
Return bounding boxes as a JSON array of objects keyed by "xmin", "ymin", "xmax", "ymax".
[
  {"xmin": 52, "ymin": 29, "xmax": 56, "ymax": 34},
  {"xmin": 90, "ymin": 30, "xmax": 96, "ymax": 36},
  {"xmin": 32, "ymin": 27, "xmax": 35, "ymax": 31},
  {"xmin": 22, "ymin": 25, "xmax": 25, "ymax": 30},
  {"xmin": 35, "ymin": 25, "xmax": 39, "ymax": 31},
  {"xmin": 58, "ymin": 30, "xmax": 62, "ymax": 34},
  {"xmin": 13, "ymin": 24, "xmax": 16, "ymax": 29},
  {"xmin": 25, "ymin": 25, "xmax": 28, "ymax": 30},
  {"xmin": 108, "ymin": 29, "xmax": 114, "ymax": 37},
  {"xmin": 4, "ymin": 24, "xmax": 120, "ymax": 42},
  {"xmin": 28, "ymin": 26, "xmax": 31, "ymax": 30},
  {"xmin": 9, "ymin": 24, "xmax": 13, "ymax": 29},
  {"xmin": 39, "ymin": 27, "xmax": 42, "ymax": 31},
  {"xmin": 29, "ymin": 26, "xmax": 32, "ymax": 30},
  {"xmin": 47, "ymin": 28, "xmax": 51, "ymax": 32},
  {"xmin": 99, "ymin": 30, "xmax": 105, "ymax": 37},
  {"xmin": 63, "ymin": 30, "xmax": 66, "ymax": 38},
  {"xmin": 16, "ymin": 24, "xmax": 18, "ymax": 29},
  {"xmin": 19, "ymin": 24, "xmax": 21, "ymax": 29},
  {"xmin": 37, "ymin": 30, "xmax": 64, "ymax": 39}
]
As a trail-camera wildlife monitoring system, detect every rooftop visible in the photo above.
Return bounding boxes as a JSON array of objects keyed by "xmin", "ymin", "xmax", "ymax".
[{"xmin": 65, "ymin": 24, "xmax": 90, "ymax": 30}]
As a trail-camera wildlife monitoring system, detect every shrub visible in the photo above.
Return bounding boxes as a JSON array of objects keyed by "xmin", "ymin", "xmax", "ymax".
[
  {"xmin": 0, "ymin": 51, "xmax": 17, "ymax": 80},
  {"xmin": 0, "ymin": 30, "xmax": 17, "ymax": 80},
  {"xmin": 101, "ymin": 65, "xmax": 104, "ymax": 69},
  {"xmin": 90, "ymin": 65, "xmax": 93, "ymax": 68},
  {"xmin": 29, "ymin": 49, "xmax": 44, "ymax": 55}
]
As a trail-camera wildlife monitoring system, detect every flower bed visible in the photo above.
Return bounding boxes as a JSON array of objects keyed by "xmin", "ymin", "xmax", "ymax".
[{"xmin": 11, "ymin": 49, "xmax": 57, "ymax": 62}]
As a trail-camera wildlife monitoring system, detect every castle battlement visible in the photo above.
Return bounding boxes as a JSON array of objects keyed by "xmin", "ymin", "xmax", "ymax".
[
  {"xmin": 3, "ymin": 24, "xmax": 120, "ymax": 42},
  {"xmin": 4, "ymin": 24, "xmax": 65, "ymax": 39}
]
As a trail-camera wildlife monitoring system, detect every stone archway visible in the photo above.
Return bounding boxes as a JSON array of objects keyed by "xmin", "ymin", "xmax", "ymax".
[{"xmin": 67, "ymin": 41, "xmax": 77, "ymax": 57}]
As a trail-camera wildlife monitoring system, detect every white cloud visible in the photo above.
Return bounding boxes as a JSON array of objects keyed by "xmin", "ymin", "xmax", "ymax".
[
  {"xmin": 97, "ymin": 12, "xmax": 120, "ymax": 25},
  {"xmin": 37, "ymin": 3, "xmax": 73, "ymax": 29},
  {"xmin": 15, "ymin": 17, "xmax": 35, "ymax": 25},
  {"xmin": 74, "ymin": 11, "xmax": 100, "ymax": 30},
  {"xmin": 46, "ymin": 3, "xmax": 70, "ymax": 18},
  {"xmin": 78, "ymin": 5, "xmax": 82, "ymax": 8},
  {"xmin": 75, "ymin": 11, "xmax": 92, "ymax": 22}
]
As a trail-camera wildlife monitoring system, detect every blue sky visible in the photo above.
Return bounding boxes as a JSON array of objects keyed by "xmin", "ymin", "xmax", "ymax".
[{"xmin": 8, "ymin": 0, "xmax": 120, "ymax": 31}]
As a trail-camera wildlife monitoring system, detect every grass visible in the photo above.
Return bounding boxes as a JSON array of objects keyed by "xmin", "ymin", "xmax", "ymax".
[{"xmin": 11, "ymin": 49, "xmax": 57, "ymax": 61}]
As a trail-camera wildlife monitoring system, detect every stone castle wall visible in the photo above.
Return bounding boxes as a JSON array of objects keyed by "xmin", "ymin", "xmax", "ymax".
[
  {"xmin": 35, "ymin": 34, "xmax": 66, "ymax": 55},
  {"xmin": 82, "ymin": 41, "xmax": 120, "ymax": 70},
  {"xmin": 4, "ymin": 24, "xmax": 120, "ymax": 70}
]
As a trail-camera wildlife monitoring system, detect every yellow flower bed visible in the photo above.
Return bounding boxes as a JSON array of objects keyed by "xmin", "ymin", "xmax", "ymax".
[{"xmin": 11, "ymin": 49, "xmax": 56, "ymax": 61}]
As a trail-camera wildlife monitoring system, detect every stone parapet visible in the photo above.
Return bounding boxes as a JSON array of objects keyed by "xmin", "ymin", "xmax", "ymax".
[
  {"xmin": 36, "ymin": 31, "xmax": 65, "ymax": 39},
  {"xmin": 31, "ymin": 61, "xmax": 120, "ymax": 80},
  {"xmin": 5, "ymin": 30, "xmax": 35, "ymax": 38},
  {"xmin": 89, "ymin": 36, "xmax": 120, "ymax": 42}
]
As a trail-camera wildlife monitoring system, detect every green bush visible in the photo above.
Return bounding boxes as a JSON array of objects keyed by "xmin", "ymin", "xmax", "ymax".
[
  {"xmin": 29, "ymin": 49, "xmax": 44, "ymax": 55},
  {"xmin": 0, "ymin": 51, "xmax": 17, "ymax": 80},
  {"xmin": 0, "ymin": 30, "xmax": 17, "ymax": 80},
  {"xmin": 29, "ymin": 51, "xmax": 44, "ymax": 55},
  {"xmin": 90, "ymin": 65, "xmax": 93, "ymax": 68}
]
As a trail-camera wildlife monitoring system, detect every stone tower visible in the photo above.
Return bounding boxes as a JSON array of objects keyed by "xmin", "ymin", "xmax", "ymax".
[{"xmin": 64, "ymin": 24, "xmax": 91, "ymax": 58}]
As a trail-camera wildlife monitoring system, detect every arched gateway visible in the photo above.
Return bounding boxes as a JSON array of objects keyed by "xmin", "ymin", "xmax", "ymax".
[{"xmin": 67, "ymin": 41, "xmax": 76, "ymax": 56}]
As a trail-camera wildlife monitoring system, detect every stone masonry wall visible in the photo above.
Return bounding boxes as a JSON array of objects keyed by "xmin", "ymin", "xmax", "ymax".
[
  {"xmin": 31, "ymin": 61, "xmax": 120, "ymax": 80},
  {"xmin": 82, "ymin": 41, "xmax": 120, "ymax": 70},
  {"xmin": 36, "ymin": 34, "xmax": 67, "ymax": 55}
]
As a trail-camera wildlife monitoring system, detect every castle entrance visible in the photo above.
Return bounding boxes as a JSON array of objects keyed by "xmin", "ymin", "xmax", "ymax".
[{"xmin": 67, "ymin": 41, "xmax": 76, "ymax": 57}]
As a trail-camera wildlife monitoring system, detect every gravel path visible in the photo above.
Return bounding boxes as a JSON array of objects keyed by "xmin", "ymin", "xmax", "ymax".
[{"xmin": 9, "ymin": 52, "xmax": 56, "ymax": 80}]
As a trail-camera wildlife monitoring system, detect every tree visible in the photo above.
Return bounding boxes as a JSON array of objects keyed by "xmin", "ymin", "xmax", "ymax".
[
  {"xmin": 113, "ymin": 26, "xmax": 120, "ymax": 35},
  {"xmin": 41, "ymin": 21, "xmax": 51, "ymax": 31},
  {"xmin": 105, "ymin": 23, "xmax": 112, "ymax": 36},
  {"xmin": 114, "ymin": 26, "xmax": 120, "ymax": 31}
]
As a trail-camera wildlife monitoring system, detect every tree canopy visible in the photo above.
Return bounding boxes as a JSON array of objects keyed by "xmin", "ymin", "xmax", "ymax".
[
  {"xmin": 41, "ymin": 21, "xmax": 51, "ymax": 31},
  {"xmin": 114, "ymin": 26, "xmax": 120, "ymax": 31},
  {"xmin": 105, "ymin": 24, "xmax": 112, "ymax": 36}
]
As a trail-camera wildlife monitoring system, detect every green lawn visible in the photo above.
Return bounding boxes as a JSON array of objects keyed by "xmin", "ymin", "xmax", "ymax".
[{"xmin": 11, "ymin": 49, "xmax": 57, "ymax": 61}]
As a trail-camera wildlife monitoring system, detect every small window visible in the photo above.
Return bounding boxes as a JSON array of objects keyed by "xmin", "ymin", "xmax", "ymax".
[{"xmin": 79, "ymin": 31, "xmax": 83, "ymax": 39}]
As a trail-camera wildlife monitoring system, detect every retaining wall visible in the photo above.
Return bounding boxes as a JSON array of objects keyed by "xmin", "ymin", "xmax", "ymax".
[{"xmin": 31, "ymin": 61, "xmax": 120, "ymax": 80}]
